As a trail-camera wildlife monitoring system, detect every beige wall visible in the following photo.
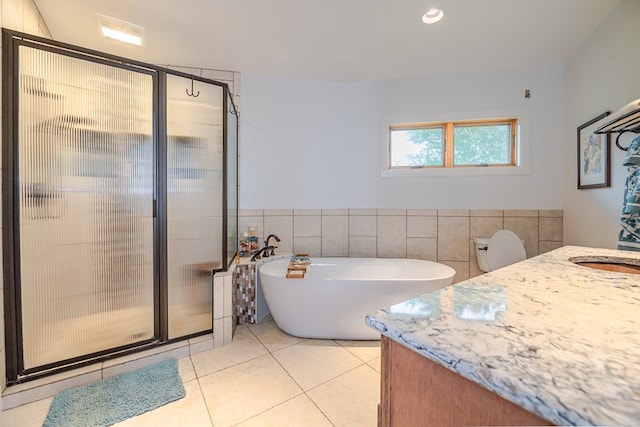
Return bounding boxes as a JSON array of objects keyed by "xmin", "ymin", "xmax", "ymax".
[
  {"xmin": 0, "ymin": 0, "xmax": 52, "ymax": 398},
  {"xmin": 239, "ymin": 208, "xmax": 563, "ymax": 283}
]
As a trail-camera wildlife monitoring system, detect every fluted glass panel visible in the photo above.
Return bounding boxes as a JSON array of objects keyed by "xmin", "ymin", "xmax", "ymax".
[
  {"xmin": 226, "ymin": 93, "xmax": 238, "ymax": 267},
  {"xmin": 18, "ymin": 46, "xmax": 155, "ymax": 369},
  {"xmin": 166, "ymin": 75, "xmax": 223, "ymax": 338}
]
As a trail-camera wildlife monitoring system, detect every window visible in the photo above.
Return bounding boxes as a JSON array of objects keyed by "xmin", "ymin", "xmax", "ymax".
[{"xmin": 389, "ymin": 118, "xmax": 518, "ymax": 169}]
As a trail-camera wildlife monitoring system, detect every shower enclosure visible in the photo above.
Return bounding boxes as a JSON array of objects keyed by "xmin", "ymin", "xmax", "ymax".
[{"xmin": 2, "ymin": 30, "xmax": 238, "ymax": 383}]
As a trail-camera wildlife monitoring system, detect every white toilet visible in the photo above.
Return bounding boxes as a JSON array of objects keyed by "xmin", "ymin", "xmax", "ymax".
[{"xmin": 473, "ymin": 230, "xmax": 526, "ymax": 272}]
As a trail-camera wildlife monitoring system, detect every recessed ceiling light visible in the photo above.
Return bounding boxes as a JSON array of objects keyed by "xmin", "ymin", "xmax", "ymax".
[
  {"xmin": 97, "ymin": 14, "xmax": 144, "ymax": 46},
  {"xmin": 422, "ymin": 8, "xmax": 444, "ymax": 24}
]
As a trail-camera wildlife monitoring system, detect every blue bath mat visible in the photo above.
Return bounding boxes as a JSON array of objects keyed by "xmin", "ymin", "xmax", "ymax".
[{"xmin": 43, "ymin": 358, "xmax": 185, "ymax": 427}]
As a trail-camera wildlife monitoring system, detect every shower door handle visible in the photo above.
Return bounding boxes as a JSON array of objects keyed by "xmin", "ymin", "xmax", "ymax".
[{"xmin": 153, "ymin": 200, "xmax": 157, "ymax": 218}]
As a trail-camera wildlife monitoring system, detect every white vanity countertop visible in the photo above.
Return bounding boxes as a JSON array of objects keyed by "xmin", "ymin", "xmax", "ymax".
[{"xmin": 365, "ymin": 245, "xmax": 640, "ymax": 426}]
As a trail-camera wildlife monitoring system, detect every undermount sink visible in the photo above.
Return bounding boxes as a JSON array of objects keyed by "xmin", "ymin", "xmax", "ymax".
[{"xmin": 569, "ymin": 256, "xmax": 640, "ymax": 274}]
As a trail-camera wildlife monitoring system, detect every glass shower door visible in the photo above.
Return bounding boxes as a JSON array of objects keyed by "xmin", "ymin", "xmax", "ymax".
[
  {"xmin": 225, "ymin": 92, "xmax": 239, "ymax": 267},
  {"xmin": 17, "ymin": 45, "xmax": 156, "ymax": 369},
  {"xmin": 166, "ymin": 74, "xmax": 223, "ymax": 338}
]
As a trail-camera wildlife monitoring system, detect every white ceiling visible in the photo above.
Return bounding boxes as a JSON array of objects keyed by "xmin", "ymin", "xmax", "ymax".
[{"xmin": 35, "ymin": 0, "xmax": 621, "ymax": 82}]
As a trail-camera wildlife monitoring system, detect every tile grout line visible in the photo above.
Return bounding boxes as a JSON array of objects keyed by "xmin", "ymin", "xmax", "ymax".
[
  {"xmin": 247, "ymin": 327, "xmax": 384, "ymax": 425},
  {"xmin": 243, "ymin": 322, "xmax": 382, "ymax": 425},
  {"xmin": 243, "ymin": 326, "xmax": 336, "ymax": 425},
  {"xmin": 178, "ymin": 352, "xmax": 206, "ymax": 424},
  {"xmin": 191, "ymin": 348, "xmax": 268, "ymax": 382},
  {"xmin": 298, "ymin": 358, "xmax": 379, "ymax": 426},
  {"xmin": 268, "ymin": 351, "xmax": 337, "ymax": 427},
  {"xmin": 333, "ymin": 340, "xmax": 381, "ymax": 365},
  {"xmin": 193, "ymin": 328, "xmax": 275, "ymax": 426},
  {"xmin": 191, "ymin": 353, "xmax": 215, "ymax": 427}
]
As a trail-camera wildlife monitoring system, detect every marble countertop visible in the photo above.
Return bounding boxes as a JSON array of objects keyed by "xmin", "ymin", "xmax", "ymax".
[{"xmin": 365, "ymin": 245, "xmax": 640, "ymax": 426}]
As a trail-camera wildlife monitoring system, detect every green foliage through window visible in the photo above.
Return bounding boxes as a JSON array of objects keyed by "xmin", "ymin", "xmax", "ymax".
[
  {"xmin": 389, "ymin": 119, "xmax": 516, "ymax": 169},
  {"xmin": 390, "ymin": 128, "xmax": 443, "ymax": 167},
  {"xmin": 453, "ymin": 124, "xmax": 510, "ymax": 165}
]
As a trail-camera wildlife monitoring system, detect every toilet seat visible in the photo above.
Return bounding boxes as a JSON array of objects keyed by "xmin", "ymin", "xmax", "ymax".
[{"xmin": 486, "ymin": 230, "xmax": 526, "ymax": 271}]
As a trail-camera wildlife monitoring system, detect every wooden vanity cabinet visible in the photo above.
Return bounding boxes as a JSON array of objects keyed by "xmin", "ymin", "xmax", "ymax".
[{"xmin": 378, "ymin": 336, "xmax": 553, "ymax": 426}]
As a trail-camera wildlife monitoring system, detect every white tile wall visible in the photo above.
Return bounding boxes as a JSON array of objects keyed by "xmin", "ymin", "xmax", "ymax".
[
  {"xmin": 214, "ymin": 319, "xmax": 224, "ymax": 348},
  {"xmin": 213, "ymin": 277, "xmax": 224, "ymax": 320},
  {"xmin": 223, "ymin": 317, "xmax": 233, "ymax": 344},
  {"xmin": 2, "ymin": 0, "xmax": 22, "ymax": 31},
  {"xmin": 223, "ymin": 274, "xmax": 233, "ymax": 318},
  {"xmin": 212, "ymin": 271, "xmax": 235, "ymax": 347},
  {"xmin": 167, "ymin": 66, "xmax": 239, "ymax": 109}
]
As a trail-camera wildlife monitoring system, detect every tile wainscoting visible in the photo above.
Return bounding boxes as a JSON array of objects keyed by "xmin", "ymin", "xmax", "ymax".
[{"xmin": 239, "ymin": 209, "xmax": 563, "ymax": 283}]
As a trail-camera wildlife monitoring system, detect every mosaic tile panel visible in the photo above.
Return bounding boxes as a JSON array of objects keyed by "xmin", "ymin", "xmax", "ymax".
[{"xmin": 234, "ymin": 264, "xmax": 257, "ymax": 325}]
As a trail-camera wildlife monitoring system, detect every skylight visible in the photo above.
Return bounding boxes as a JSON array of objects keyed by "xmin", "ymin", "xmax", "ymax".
[{"xmin": 97, "ymin": 14, "xmax": 144, "ymax": 46}]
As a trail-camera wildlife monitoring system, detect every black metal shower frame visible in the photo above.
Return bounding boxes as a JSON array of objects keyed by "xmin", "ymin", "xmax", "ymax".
[{"xmin": 1, "ymin": 29, "xmax": 238, "ymax": 384}]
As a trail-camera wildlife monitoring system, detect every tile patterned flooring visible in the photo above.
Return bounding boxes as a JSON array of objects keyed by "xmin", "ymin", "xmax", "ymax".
[{"xmin": 0, "ymin": 319, "xmax": 381, "ymax": 426}]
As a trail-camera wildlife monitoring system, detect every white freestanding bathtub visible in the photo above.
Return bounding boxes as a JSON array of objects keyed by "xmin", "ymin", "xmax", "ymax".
[{"xmin": 258, "ymin": 257, "xmax": 456, "ymax": 340}]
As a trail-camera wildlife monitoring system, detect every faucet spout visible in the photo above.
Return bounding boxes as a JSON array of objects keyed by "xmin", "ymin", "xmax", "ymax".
[{"xmin": 265, "ymin": 234, "xmax": 281, "ymax": 248}]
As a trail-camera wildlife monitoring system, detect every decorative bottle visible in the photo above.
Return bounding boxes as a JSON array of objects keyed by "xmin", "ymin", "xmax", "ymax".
[
  {"xmin": 248, "ymin": 227, "xmax": 259, "ymax": 255},
  {"xmin": 239, "ymin": 232, "xmax": 250, "ymax": 257}
]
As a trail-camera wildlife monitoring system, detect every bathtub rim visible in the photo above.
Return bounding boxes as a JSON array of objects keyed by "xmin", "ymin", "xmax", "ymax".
[{"xmin": 258, "ymin": 256, "xmax": 457, "ymax": 282}]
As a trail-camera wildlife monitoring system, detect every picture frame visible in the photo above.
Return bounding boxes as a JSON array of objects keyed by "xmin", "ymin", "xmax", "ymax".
[{"xmin": 577, "ymin": 111, "xmax": 611, "ymax": 189}]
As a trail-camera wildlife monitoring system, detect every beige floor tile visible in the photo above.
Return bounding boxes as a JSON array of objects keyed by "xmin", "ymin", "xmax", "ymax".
[
  {"xmin": 1, "ymin": 331, "xmax": 382, "ymax": 427},
  {"xmin": 190, "ymin": 326, "xmax": 267, "ymax": 377},
  {"xmin": 115, "ymin": 379, "xmax": 211, "ymax": 426},
  {"xmin": 199, "ymin": 354, "xmax": 302, "ymax": 426},
  {"xmin": 247, "ymin": 318, "xmax": 305, "ymax": 352},
  {"xmin": 307, "ymin": 364, "xmax": 380, "ymax": 427},
  {"xmin": 0, "ymin": 396, "xmax": 52, "ymax": 427},
  {"xmin": 273, "ymin": 339, "xmax": 363, "ymax": 391},
  {"xmin": 179, "ymin": 356, "xmax": 197, "ymax": 382},
  {"xmin": 237, "ymin": 394, "xmax": 332, "ymax": 427},
  {"xmin": 336, "ymin": 340, "xmax": 380, "ymax": 362},
  {"xmin": 368, "ymin": 356, "xmax": 381, "ymax": 373}
]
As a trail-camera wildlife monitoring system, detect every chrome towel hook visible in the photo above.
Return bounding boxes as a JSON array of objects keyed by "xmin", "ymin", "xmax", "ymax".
[{"xmin": 186, "ymin": 77, "xmax": 199, "ymax": 97}]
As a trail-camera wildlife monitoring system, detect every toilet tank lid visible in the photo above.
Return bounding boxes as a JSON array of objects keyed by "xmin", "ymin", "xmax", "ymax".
[
  {"xmin": 473, "ymin": 237, "xmax": 491, "ymax": 245},
  {"xmin": 487, "ymin": 230, "xmax": 526, "ymax": 270},
  {"xmin": 474, "ymin": 235, "xmax": 525, "ymax": 245}
]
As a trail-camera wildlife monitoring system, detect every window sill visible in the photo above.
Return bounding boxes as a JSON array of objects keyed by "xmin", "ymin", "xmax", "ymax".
[{"xmin": 381, "ymin": 164, "xmax": 530, "ymax": 178}]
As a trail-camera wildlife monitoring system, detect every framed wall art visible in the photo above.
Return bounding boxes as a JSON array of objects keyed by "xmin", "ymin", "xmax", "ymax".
[{"xmin": 577, "ymin": 111, "xmax": 611, "ymax": 189}]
